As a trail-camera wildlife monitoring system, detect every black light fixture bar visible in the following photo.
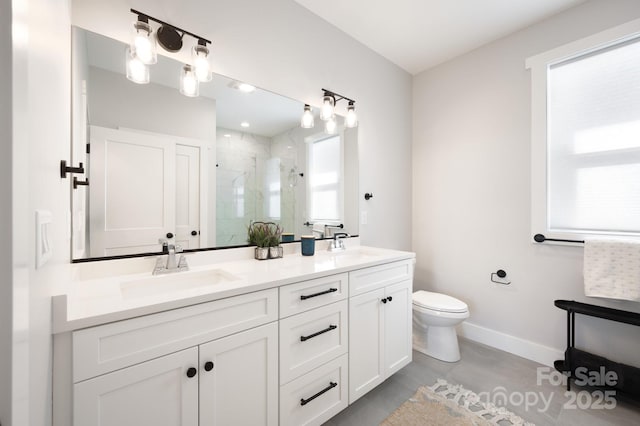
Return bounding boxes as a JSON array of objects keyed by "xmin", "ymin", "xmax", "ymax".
[
  {"xmin": 130, "ymin": 9, "xmax": 211, "ymax": 45},
  {"xmin": 321, "ymin": 88, "xmax": 355, "ymax": 104}
]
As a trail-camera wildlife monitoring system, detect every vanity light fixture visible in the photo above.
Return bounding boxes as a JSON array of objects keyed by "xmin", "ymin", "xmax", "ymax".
[
  {"xmin": 324, "ymin": 115, "xmax": 338, "ymax": 134},
  {"xmin": 179, "ymin": 65, "xmax": 199, "ymax": 97},
  {"xmin": 192, "ymin": 40, "xmax": 212, "ymax": 82},
  {"xmin": 131, "ymin": 14, "xmax": 157, "ymax": 64},
  {"xmin": 320, "ymin": 92, "xmax": 335, "ymax": 121},
  {"xmin": 302, "ymin": 88, "xmax": 358, "ymax": 131},
  {"xmin": 301, "ymin": 104, "xmax": 315, "ymax": 128},
  {"xmin": 128, "ymin": 9, "xmax": 212, "ymax": 97},
  {"xmin": 125, "ymin": 47, "xmax": 150, "ymax": 84},
  {"xmin": 345, "ymin": 101, "xmax": 358, "ymax": 128}
]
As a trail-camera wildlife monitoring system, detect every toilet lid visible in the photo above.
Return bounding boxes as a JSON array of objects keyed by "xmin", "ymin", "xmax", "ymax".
[{"xmin": 413, "ymin": 291, "xmax": 468, "ymax": 313}]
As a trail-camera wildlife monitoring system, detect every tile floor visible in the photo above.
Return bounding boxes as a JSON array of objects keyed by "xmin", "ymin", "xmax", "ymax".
[{"xmin": 324, "ymin": 338, "xmax": 640, "ymax": 425}]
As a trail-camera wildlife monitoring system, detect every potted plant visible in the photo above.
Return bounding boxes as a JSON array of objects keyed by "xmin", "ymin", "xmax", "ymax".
[
  {"xmin": 268, "ymin": 223, "xmax": 283, "ymax": 259},
  {"xmin": 247, "ymin": 222, "xmax": 269, "ymax": 260}
]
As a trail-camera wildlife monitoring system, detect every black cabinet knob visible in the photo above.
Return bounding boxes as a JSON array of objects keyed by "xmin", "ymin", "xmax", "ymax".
[
  {"xmin": 166, "ymin": 232, "xmax": 174, "ymax": 239},
  {"xmin": 204, "ymin": 361, "xmax": 214, "ymax": 371},
  {"xmin": 186, "ymin": 367, "xmax": 197, "ymax": 378},
  {"xmin": 191, "ymin": 230, "xmax": 198, "ymax": 236},
  {"xmin": 381, "ymin": 298, "xmax": 387, "ymax": 304},
  {"xmin": 387, "ymin": 296, "xmax": 393, "ymax": 302}
]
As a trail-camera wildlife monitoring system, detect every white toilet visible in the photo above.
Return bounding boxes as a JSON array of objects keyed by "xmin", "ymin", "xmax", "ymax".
[{"xmin": 412, "ymin": 290, "xmax": 469, "ymax": 362}]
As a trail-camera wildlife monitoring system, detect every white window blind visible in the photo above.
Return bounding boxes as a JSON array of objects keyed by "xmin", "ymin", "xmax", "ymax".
[
  {"xmin": 546, "ymin": 37, "xmax": 640, "ymax": 235},
  {"xmin": 308, "ymin": 136, "xmax": 342, "ymax": 222}
]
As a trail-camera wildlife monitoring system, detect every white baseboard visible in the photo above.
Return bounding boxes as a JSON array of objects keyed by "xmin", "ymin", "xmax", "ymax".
[{"xmin": 459, "ymin": 322, "xmax": 563, "ymax": 367}]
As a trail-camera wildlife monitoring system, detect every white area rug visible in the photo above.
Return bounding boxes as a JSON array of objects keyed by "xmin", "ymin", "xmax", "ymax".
[{"xmin": 381, "ymin": 379, "xmax": 535, "ymax": 426}]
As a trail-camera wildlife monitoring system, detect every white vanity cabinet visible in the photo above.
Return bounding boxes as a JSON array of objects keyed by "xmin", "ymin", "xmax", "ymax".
[
  {"xmin": 348, "ymin": 260, "xmax": 413, "ymax": 404},
  {"xmin": 54, "ymin": 248, "xmax": 416, "ymax": 426},
  {"xmin": 64, "ymin": 288, "xmax": 278, "ymax": 426},
  {"xmin": 278, "ymin": 273, "xmax": 350, "ymax": 426}
]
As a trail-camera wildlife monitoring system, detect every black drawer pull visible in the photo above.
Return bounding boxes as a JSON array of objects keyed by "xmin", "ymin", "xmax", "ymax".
[
  {"xmin": 300, "ymin": 288, "xmax": 338, "ymax": 300},
  {"xmin": 300, "ymin": 382, "xmax": 337, "ymax": 406},
  {"xmin": 300, "ymin": 325, "xmax": 337, "ymax": 342}
]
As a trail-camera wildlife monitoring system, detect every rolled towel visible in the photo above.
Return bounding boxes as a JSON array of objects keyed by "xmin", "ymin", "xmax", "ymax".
[{"xmin": 584, "ymin": 239, "xmax": 640, "ymax": 302}]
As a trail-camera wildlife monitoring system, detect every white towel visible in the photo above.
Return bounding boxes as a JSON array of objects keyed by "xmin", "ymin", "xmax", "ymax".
[{"xmin": 583, "ymin": 239, "xmax": 640, "ymax": 302}]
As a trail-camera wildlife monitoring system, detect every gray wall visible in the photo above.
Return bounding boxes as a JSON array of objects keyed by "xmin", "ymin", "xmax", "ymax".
[
  {"xmin": 412, "ymin": 0, "xmax": 640, "ymax": 366},
  {"xmin": 0, "ymin": 0, "xmax": 12, "ymax": 423}
]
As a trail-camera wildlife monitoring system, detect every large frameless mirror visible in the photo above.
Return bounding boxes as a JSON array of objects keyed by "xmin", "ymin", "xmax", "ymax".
[{"xmin": 70, "ymin": 27, "xmax": 359, "ymax": 261}]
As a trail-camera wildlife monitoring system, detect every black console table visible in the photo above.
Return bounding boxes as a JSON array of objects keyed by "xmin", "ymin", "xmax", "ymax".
[{"xmin": 554, "ymin": 300, "xmax": 640, "ymax": 398}]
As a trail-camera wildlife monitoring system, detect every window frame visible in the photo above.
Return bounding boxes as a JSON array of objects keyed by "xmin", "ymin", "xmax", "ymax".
[{"xmin": 526, "ymin": 18, "xmax": 640, "ymax": 244}]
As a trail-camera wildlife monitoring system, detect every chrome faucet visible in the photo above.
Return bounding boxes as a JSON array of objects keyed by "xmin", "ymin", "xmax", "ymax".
[
  {"xmin": 328, "ymin": 232, "xmax": 349, "ymax": 252},
  {"xmin": 154, "ymin": 239, "xmax": 189, "ymax": 274}
]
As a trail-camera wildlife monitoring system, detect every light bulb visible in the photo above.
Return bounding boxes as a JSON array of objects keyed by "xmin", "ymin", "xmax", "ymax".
[
  {"xmin": 301, "ymin": 104, "xmax": 314, "ymax": 128},
  {"xmin": 345, "ymin": 102, "xmax": 358, "ymax": 128},
  {"xmin": 324, "ymin": 115, "xmax": 337, "ymax": 134},
  {"xmin": 320, "ymin": 94, "xmax": 335, "ymax": 121},
  {"xmin": 237, "ymin": 83, "xmax": 256, "ymax": 93},
  {"xmin": 180, "ymin": 64, "xmax": 199, "ymax": 97},
  {"xmin": 125, "ymin": 47, "xmax": 149, "ymax": 84},
  {"xmin": 131, "ymin": 19, "xmax": 156, "ymax": 65},
  {"xmin": 192, "ymin": 42, "xmax": 212, "ymax": 82}
]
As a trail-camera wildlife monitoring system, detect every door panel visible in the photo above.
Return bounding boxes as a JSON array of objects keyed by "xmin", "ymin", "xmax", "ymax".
[
  {"xmin": 74, "ymin": 348, "xmax": 198, "ymax": 426},
  {"xmin": 384, "ymin": 280, "xmax": 413, "ymax": 375},
  {"xmin": 89, "ymin": 126, "xmax": 175, "ymax": 256},
  {"xmin": 175, "ymin": 144, "xmax": 200, "ymax": 249},
  {"xmin": 348, "ymin": 288, "xmax": 385, "ymax": 404},
  {"xmin": 199, "ymin": 322, "xmax": 278, "ymax": 426}
]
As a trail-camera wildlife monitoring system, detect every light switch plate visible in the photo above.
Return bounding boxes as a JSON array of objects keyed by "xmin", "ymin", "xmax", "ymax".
[{"xmin": 36, "ymin": 210, "xmax": 53, "ymax": 269}]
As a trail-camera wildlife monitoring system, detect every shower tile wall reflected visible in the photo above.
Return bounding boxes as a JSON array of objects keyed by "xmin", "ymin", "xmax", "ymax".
[{"xmin": 216, "ymin": 128, "xmax": 302, "ymax": 246}]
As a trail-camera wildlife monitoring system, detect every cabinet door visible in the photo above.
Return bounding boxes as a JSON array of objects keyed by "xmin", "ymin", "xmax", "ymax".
[
  {"xmin": 199, "ymin": 322, "xmax": 278, "ymax": 426},
  {"xmin": 384, "ymin": 280, "xmax": 413, "ymax": 376},
  {"xmin": 74, "ymin": 347, "xmax": 198, "ymax": 426},
  {"xmin": 348, "ymin": 287, "xmax": 385, "ymax": 404}
]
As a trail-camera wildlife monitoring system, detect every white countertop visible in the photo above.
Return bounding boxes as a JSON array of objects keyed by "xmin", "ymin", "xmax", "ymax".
[{"xmin": 52, "ymin": 243, "xmax": 415, "ymax": 333}]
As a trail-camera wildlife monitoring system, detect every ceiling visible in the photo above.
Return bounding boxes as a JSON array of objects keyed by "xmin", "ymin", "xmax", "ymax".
[{"xmin": 295, "ymin": 0, "xmax": 588, "ymax": 75}]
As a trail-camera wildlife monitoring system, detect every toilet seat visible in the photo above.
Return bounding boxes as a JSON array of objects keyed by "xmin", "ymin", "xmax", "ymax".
[{"xmin": 413, "ymin": 290, "xmax": 468, "ymax": 313}]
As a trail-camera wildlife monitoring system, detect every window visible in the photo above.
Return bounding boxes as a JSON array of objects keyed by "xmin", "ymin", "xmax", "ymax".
[
  {"xmin": 527, "ymin": 19, "xmax": 640, "ymax": 240},
  {"xmin": 307, "ymin": 135, "xmax": 343, "ymax": 223}
]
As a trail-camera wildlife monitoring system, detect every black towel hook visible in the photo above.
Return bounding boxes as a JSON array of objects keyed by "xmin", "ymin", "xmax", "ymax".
[{"xmin": 491, "ymin": 269, "xmax": 511, "ymax": 285}]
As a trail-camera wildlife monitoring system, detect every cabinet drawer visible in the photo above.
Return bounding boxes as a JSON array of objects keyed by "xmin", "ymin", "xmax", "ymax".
[
  {"xmin": 280, "ymin": 353, "xmax": 348, "ymax": 426},
  {"xmin": 279, "ymin": 300, "xmax": 348, "ymax": 384},
  {"xmin": 73, "ymin": 288, "xmax": 277, "ymax": 382},
  {"xmin": 279, "ymin": 273, "xmax": 348, "ymax": 318},
  {"xmin": 349, "ymin": 260, "xmax": 413, "ymax": 296}
]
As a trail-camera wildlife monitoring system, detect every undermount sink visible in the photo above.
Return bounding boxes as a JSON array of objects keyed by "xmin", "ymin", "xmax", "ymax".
[
  {"xmin": 120, "ymin": 268, "xmax": 241, "ymax": 299},
  {"xmin": 325, "ymin": 247, "xmax": 382, "ymax": 262}
]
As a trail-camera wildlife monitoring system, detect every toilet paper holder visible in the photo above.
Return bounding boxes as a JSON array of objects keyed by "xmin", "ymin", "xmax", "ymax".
[{"xmin": 491, "ymin": 269, "xmax": 511, "ymax": 285}]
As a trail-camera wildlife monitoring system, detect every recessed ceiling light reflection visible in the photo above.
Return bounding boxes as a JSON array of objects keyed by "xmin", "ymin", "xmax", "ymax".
[{"xmin": 240, "ymin": 121, "xmax": 250, "ymax": 128}]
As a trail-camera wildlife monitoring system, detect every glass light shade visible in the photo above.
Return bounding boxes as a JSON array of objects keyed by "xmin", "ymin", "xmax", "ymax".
[
  {"xmin": 301, "ymin": 104, "xmax": 315, "ymax": 128},
  {"xmin": 131, "ymin": 20, "xmax": 157, "ymax": 65},
  {"xmin": 345, "ymin": 103, "xmax": 358, "ymax": 128},
  {"xmin": 320, "ymin": 95, "xmax": 335, "ymax": 121},
  {"xmin": 180, "ymin": 65, "xmax": 199, "ymax": 97},
  {"xmin": 192, "ymin": 44, "xmax": 212, "ymax": 82},
  {"xmin": 324, "ymin": 115, "xmax": 338, "ymax": 134},
  {"xmin": 125, "ymin": 47, "xmax": 150, "ymax": 84}
]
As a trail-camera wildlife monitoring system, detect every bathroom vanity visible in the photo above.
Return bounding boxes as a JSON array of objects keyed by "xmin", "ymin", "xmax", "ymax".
[{"xmin": 52, "ymin": 242, "xmax": 414, "ymax": 426}]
